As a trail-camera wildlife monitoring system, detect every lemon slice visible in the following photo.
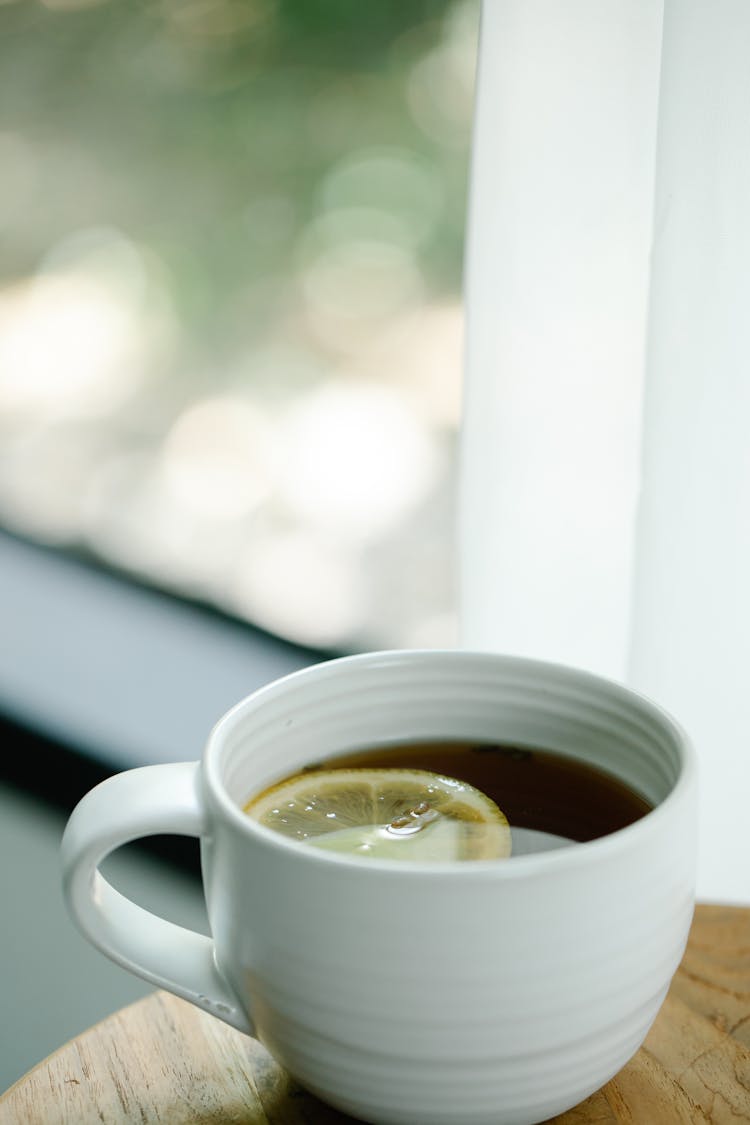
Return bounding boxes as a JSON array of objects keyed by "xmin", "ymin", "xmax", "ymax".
[{"xmin": 244, "ymin": 768, "xmax": 511, "ymax": 862}]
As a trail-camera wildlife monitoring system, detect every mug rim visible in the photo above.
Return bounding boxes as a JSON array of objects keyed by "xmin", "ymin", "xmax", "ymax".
[{"xmin": 202, "ymin": 648, "xmax": 697, "ymax": 879}]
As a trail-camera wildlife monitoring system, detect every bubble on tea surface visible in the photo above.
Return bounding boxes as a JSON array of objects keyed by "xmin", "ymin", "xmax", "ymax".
[{"xmin": 244, "ymin": 768, "xmax": 511, "ymax": 862}]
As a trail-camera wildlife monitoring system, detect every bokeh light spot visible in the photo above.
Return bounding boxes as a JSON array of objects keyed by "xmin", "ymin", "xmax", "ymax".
[
  {"xmin": 161, "ymin": 397, "xmax": 275, "ymax": 521},
  {"xmin": 278, "ymin": 381, "xmax": 439, "ymax": 542}
]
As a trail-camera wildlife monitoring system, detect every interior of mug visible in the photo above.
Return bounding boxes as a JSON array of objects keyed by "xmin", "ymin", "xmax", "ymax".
[{"xmin": 212, "ymin": 651, "xmax": 686, "ymax": 813}]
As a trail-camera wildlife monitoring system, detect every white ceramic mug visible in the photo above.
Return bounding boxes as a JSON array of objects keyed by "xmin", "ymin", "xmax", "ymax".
[{"xmin": 61, "ymin": 650, "xmax": 697, "ymax": 1125}]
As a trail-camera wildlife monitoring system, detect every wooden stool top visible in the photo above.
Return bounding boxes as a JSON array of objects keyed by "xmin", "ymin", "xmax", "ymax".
[{"xmin": 2, "ymin": 904, "xmax": 749, "ymax": 1124}]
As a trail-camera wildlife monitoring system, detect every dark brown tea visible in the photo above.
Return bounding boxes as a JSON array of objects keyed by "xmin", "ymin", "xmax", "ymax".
[
  {"xmin": 325, "ymin": 741, "xmax": 652, "ymax": 855},
  {"xmin": 247, "ymin": 740, "xmax": 653, "ymax": 858}
]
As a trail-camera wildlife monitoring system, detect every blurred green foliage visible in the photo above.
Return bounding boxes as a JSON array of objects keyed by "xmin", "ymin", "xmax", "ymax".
[{"xmin": 0, "ymin": 0, "xmax": 471, "ymax": 349}]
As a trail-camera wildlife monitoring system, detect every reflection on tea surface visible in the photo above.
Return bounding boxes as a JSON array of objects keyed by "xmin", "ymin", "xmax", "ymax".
[{"xmin": 245, "ymin": 741, "xmax": 653, "ymax": 860}]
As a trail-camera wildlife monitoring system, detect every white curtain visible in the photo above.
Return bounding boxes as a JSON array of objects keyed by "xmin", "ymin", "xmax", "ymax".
[{"xmin": 461, "ymin": 0, "xmax": 750, "ymax": 902}]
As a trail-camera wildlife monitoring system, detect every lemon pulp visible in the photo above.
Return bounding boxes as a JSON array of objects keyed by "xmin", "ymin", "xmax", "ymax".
[{"xmin": 244, "ymin": 767, "xmax": 511, "ymax": 862}]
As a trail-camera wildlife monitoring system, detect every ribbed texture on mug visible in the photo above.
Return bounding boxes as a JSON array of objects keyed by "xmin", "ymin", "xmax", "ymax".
[
  {"xmin": 206, "ymin": 651, "xmax": 695, "ymax": 1125},
  {"xmin": 258, "ymin": 988, "xmax": 665, "ymax": 1125},
  {"xmin": 220, "ymin": 651, "xmax": 683, "ymax": 806}
]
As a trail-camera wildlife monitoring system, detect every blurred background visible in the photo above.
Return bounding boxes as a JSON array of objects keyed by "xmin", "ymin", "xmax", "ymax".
[
  {"xmin": 0, "ymin": 0, "xmax": 478, "ymax": 652},
  {"xmin": 0, "ymin": 0, "xmax": 478, "ymax": 1090}
]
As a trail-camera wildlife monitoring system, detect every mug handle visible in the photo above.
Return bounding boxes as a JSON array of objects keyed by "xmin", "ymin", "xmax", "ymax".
[{"xmin": 60, "ymin": 761, "xmax": 252, "ymax": 1035}]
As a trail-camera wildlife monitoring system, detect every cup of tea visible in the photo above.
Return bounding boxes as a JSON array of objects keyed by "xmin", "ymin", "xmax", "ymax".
[{"xmin": 61, "ymin": 650, "xmax": 697, "ymax": 1125}]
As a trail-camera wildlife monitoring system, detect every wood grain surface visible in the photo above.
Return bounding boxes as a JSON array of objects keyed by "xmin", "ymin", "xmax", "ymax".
[{"xmin": 2, "ymin": 904, "xmax": 748, "ymax": 1124}]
